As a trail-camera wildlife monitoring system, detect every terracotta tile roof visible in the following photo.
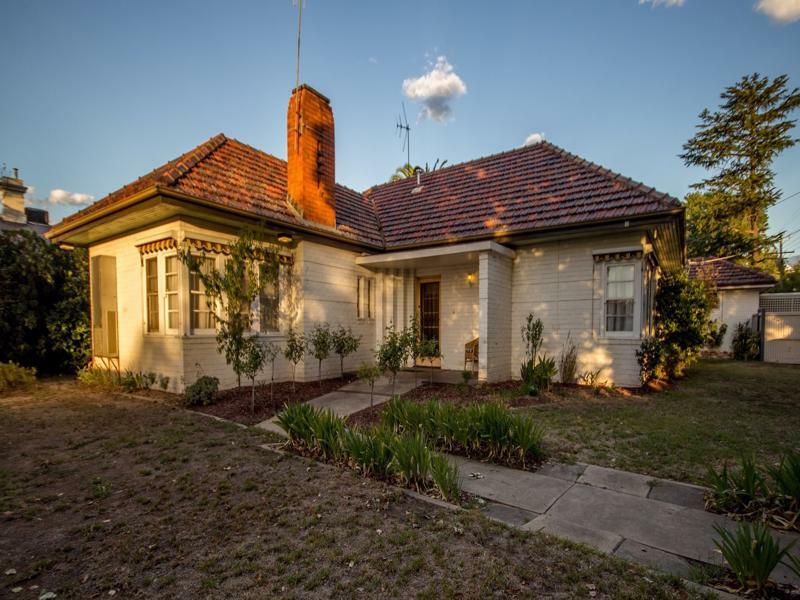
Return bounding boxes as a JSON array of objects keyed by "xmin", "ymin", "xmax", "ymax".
[
  {"xmin": 364, "ymin": 142, "xmax": 681, "ymax": 248},
  {"xmin": 688, "ymin": 257, "xmax": 776, "ymax": 288},
  {"xmin": 53, "ymin": 136, "xmax": 681, "ymax": 250},
  {"xmin": 53, "ymin": 134, "xmax": 384, "ymax": 247}
]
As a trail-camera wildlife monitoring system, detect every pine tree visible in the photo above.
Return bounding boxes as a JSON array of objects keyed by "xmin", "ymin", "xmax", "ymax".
[{"xmin": 680, "ymin": 73, "xmax": 800, "ymax": 266}]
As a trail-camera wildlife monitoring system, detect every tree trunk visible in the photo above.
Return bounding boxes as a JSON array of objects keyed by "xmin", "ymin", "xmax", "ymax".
[
  {"xmin": 250, "ymin": 377, "xmax": 256, "ymax": 414},
  {"xmin": 370, "ymin": 382, "xmax": 374, "ymax": 407},
  {"xmin": 291, "ymin": 364, "xmax": 296, "ymax": 393},
  {"xmin": 318, "ymin": 360, "xmax": 322, "ymax": 390},
  {"xmin": 340, "ymin": 356, "xmax": 344, "ymax": 379},
  {"xmin": 271, "ymin": 361, "xmax": 275, "ymax": 404}
]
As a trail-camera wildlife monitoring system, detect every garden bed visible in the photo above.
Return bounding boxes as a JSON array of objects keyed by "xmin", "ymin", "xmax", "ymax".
[{"xmin": 192, "ymin": 374, "xmax": 355, "ymax": 425}]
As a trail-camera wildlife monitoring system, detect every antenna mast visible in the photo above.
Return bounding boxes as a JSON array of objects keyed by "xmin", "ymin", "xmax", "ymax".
[
  {"xmin": 294, "ymin": 0, "xmax": 303, "ymax": 89},
  {"xmin": 396, "ymin": 102, "xmax": 411, "ymax": 166}
]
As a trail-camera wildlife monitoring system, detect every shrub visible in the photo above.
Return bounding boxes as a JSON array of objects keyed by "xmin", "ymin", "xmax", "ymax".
[
  {"xmin": 307, "ymin": 323, "xmax": 333, "ymax": 389},
  {"xmin": 766, "ymin": 452, "xmax": 800, "ymax": 509},
  {"xmin": 376, "ymin": 324, "xmax": 410, "ymax": 396},
  {"xmin": 77, "ymin": 366, "xmax": 119, "ymax": 388},
  {"xmin": 185, "ymin": 375, "xmax": 219, "ymax": 406},
  {"xmin": 0, "ymin": 231, "xmax": 90, "ymax": 375},
  {"xmin": 706, "ymin": 456, "xmax": 766, "ymax": 513},
  {"xmin": 785, "ymin": 553, "xmax": 800, "ymax": 580},
  {"xmin": 310, "ymin": 408, "xmax": 345, "ymax": 460},
  {"xmin": 558, "ymin": 333, "xmax": 578, "ymax": 384},
  {"xmin": 706, "ymin": 321, "xmax": 728, "ymax": 348},
  {"xmin": 519, "ymin": 313, "xmax": 558, "ymax": 395},
  {"xmin": 0, "ymin": 362, "xmax": 36, "ymax": 393},
  {"xmin": 731, "ymin": 322, "xmax": 760, "ymax": 361},
  {"xmin": 390, "ymin": 431, "xmax": 431, "ymax": 491},
  {"xmin": 158, "ymin": 374, "xmax": 170, "ymax": 391},
  {"xmin": 331, "ymin": 325, "xmax": 361, "ymax": 378},
  {"xmin": 430, "ymin": 453, "xmax": 460, "ymax": 501},
  {"xmin": 636, "ymin": 337, "xmax": 665, "ymax": 382},
  {"xmin": 713, "ymin": 522, "xmax": 795, "ymax": 592},
  {"xmin": 276, "ymin": 402, "xmax": 316, "ymax": 448},
  {"xmin": 284, "ymin": 328, "xmax": 305, "ymax": 392},
  {"xmin": 532, "ymin": 354, "xmax": 557, "ymax": 392},
  {"xmin": 342, "ymin": 426, "xmax": 393, "ymax": 478},
  {"xmin": 357, "ymin": 361, "xmax": 382, "ymax": 407}
]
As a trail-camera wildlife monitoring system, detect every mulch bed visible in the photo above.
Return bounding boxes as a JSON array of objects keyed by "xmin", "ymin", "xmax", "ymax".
[{"xmin": 192, "ymin": 374, "xmax": 356, "ymax": 426}]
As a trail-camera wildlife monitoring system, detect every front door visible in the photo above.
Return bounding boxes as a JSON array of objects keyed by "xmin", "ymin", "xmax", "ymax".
[{"xmin": 417, "ymin": 279, "xmax": 441, "ymax": 368}]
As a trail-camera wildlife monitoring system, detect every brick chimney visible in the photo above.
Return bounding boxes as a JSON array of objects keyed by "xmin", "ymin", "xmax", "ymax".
[
  {"xmin": 0, "ymin": 168, "xmax": 28, "ymax": 224},
  {"xmin": 287, "ymin": 84, "xmax": 336, "ymax": 228}
]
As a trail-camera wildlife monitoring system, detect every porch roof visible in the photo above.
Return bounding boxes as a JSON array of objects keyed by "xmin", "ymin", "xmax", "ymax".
[{"xmin": 355, "ymin": 240, "xmax": 515, "ymax": 270}]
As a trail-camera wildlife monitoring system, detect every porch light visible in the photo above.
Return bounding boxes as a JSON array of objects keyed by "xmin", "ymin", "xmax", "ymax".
[
  {"xmin": 466, "ymin": 272, "xmax": 476, "ymax": 286},
  {"xmin": 277, "ymin": 232, "xmax": 293, "ymax": 244}
]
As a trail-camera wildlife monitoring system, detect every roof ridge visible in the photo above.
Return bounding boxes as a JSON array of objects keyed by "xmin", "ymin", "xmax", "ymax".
[
  {"xmin": 159, "ymin": 133, "xmax": 228, "ymax": 187},
  {"xmin": 362, "ymin": 142, "xmax": 544, "ymax": 195},
  {"xmin": 542, "ymin": 142, "xmax": 681, "ymax": 208}
]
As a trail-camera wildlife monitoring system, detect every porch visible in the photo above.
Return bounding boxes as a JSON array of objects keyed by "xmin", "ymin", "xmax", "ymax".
[{"xmin": 356, "ymin": 240, "xmax": 516, "ymax": 382}]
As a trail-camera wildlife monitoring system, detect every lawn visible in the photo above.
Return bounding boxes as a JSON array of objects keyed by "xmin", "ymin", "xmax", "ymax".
[
  {"xmin": 526, "ymin": 359, "xmax": 800, "ymax": 485},
  {"xmin": 0, "ymin": 380, "xmax": 706, "ymax": 599}
]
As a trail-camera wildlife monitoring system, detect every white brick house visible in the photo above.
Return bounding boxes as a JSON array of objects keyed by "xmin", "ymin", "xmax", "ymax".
[{"xmin": 48, "ymin": 84, "xmax": 684, "ymax": 390}]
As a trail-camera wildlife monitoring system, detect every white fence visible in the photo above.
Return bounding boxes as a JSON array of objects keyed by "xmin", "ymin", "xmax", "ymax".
[{"xmin": 759, "ymin": 293, "xmax": 800, "ymax": 365}]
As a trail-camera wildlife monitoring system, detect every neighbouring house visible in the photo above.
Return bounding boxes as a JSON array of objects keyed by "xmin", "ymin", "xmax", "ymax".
[
  {"xmin": 47, "ymin": 84, "xmax": 684, "ymax": 391},
  {"xmin": 0, "ymin": 170, "xmax": 50, "ymax": 236},
  {"xmin": 688, "ymin": 257, "xmax": 775, "ymax": 352}
]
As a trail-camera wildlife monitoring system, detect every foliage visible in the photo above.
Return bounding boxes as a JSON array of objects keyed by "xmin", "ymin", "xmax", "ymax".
[
  {"xmin": 331, "ymin": 325, "xmax": 361, "ymax": 378},
  {"xmin": 120, "ymin": 370, "xmax": 156, "ymax": 393},
  {"xmin": 158, "ymin": 374, "xmax": 170, "ymax": 391},
  {"xmin": 713, "ymin": 522, "xmax": 795, "ymax": 592},
  {"xmin": 430, "ymin": 453, "xmax": 460, "ymax": 501},
  {"xmin": 685, "ymin": 192, "xmax": 758, "ymax": 262},
  {"xmin": 307, "ymin": 322, "xmax": 333, "ymax": 388},
  {"xmin": 771, "ymin": 268, "xmax": 800, "ymax": 293},
  {"xmin": 240, "ymin": 337, "xmax": 267, "ymax": 413},
  {"xmin": 77, "ymin": 366, "xmax": 119, "ymax": 388},
  {"xmin": 310, "ymin": 408, "xmax": 345, "ymax": 461},
  {"xmin": 731, "ymin": 322, "xmax": 760, "ymax": 361},
  {"xmin": 341, "ymin": 426, "xmax": 393, "ymax": 478},
  {"xmin": 185, "ymin": 376, "xmax": 219, "ymax": 406},
  {"xmin": 177, "ymin": 228, "xmax": 280, "ymax": 388},
  {"xmin": 785, "ymin": 553, "xmax": 800, "ymax": 580},
  {"xmin": 681, "ymin": 73, "xmax": 800, "ymax": 267},
  {"xmin": 519, "ymin": 313, "xmax": 557, "ymax": 395},
  {"xmin": 532, "ymin": 354, "xmax": 557, "ymax": 392},
  {"xmin": 766, "ymin": 452, "xmax": 800, "ymax": 510},
  {"xmin": 381, "ymin": 398, "xmax": 545, "ymax": 468},
  {"xmin": 457, "ymin": 369, "xmax": 473, "ymax": 395},
  {"xmin": 376, "ymin": 324, "xmax": 410, "ymax": 396},
  {"xmin": 0, "ymin": 231, "xmax": 90, "ymax": 374},
  {"xmin": 0, "ymin": 362, "xmax": 36, "ymax": 393},
  {"xmin": 578, "ymin": 368, "xmax": 607, "ymax": 390},
  {"xmin": 558, "ymin": 333, "xmax": 578, "ymax": 384},
  {"xmin": 637, "ymin": 272, "xmax": 714, "ymax": 381},
  {"xmin": 388, "ymin": 159, "xmax": 448, "ymax": 182},
  {"xmin": 706, "ymin": 321, "xmax": 728, "ymax": 349},
  {"xmin": 389, "ymin": 431, "xmax": 431, "ymax": 491},
  {"xmin": 521, "ymin": 313, "xmax": 544, "ymax": 363},
  {"xmin": 276, "ymin": 402, "xmax": 316, "ymax": 448},
  {"xmin": 357, "ymin": 361, "xmax": 382, "ymax": 407},
  {"xmin": 284, "ymin": 328, "xmax": 305, "ymax": 392}
]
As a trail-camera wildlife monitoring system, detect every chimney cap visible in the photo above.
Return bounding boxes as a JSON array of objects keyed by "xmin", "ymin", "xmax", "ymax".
[{"xmin": 291, "ymin": 83, "xmax": 331, "ymax": 104}]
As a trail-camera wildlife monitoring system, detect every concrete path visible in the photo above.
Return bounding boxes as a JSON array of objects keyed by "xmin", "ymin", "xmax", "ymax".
[
  {"xmin": 254, "ymin": 372, "xmax": 420, "ymax": 435},
  {"xmin": 455, "ymin": 457, "xmax": 800, "ymax": 587}
]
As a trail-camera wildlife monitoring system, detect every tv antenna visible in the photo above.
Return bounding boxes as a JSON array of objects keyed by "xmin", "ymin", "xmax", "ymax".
[
  {"xmin": 293, "ymin": 0, "xmax": 303, "ymax": 89},
  {"xmin": 396, "ymin": 103, "xmax": 411, "ymax": 166}
]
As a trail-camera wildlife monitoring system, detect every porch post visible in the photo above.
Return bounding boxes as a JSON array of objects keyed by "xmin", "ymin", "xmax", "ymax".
[{"xmin": 478, "ymin": 251, "xmax": 513, "ymax": 382}]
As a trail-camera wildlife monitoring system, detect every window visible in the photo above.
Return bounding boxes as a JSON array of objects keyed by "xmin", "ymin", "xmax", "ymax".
[
  {"xmin": 605, "ymin": 264, "xmax": 635, "ymax": 333},
  {"xmin": 357, "ymin": 276, "xmax": 375, "ymax": 320},
  {"xmin": 145, "ymin": 257, "xmax": 159, "ymax": 332},
  {"xmin": 165, "ymin": 256, "xmax": 180, "ymax": 330},
  {"xmin": 259, "ymin": 269, "xmax": 279, "ymax": 333},
  {"xmin": 189, "ymin": 256, "xmax": 215, "ymax": 331}
]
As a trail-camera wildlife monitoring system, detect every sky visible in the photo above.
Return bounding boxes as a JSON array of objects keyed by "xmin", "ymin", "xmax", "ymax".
[{"xmin": 1, "ymin": 0, "xmax": 799, "ymax": 253}]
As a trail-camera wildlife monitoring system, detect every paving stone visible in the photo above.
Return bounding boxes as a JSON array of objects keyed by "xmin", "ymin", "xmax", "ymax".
[
  {"xmin": 339, "ymin": 373, "xmax": 418, "ymax": 396},
  {"xmin": 648, "ymin": 480, "xmax": 707, "ymax": 511},
  {"xmin": 536, "ymin": 462, "xmax": 586, "ymax": 483},
  {"xmin": 578, "ymin": 464, "xmax": 653, "ymax": 497},
  {"xmin": 521, "ymin": 514, "xmax": 623, "ymax": 554},
  {"xmin": 546, "ymin": 483, "xmax": 731, "ymax": 565},
  {"xmin": 481, "ymin": 502, "xmax": 538, "ymax": 527},
  {"xmin": 613, "ymin": 539, "xmax": 691, "ymax": 578},
  {"xmin": 307, "ymin": 391, "xmax": 391, "ymax": 417},
  {"xmin": 454, "ymin": 457, "xmax": 573, "ymax": 514}
]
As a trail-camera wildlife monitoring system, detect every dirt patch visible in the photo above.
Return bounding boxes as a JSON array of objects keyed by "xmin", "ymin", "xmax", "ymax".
[
  {"xmin": 0, "ymin": 380, "xmax": 705, "ymax": 599},
  {"xmin": 192, "ymin": 374, "xmax": 356, "ymax": 425}
]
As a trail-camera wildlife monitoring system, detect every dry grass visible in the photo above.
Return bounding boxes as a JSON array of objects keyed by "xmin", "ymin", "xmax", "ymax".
[{"xmin": 0, "ymin": 380, "xmax": 707, "ymax": 599}]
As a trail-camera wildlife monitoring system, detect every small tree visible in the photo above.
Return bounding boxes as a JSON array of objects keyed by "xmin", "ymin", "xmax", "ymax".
[
  {"xmin": 262, "ymin": 341, "xmax": 280, "ymax": 403},
  {"xmin": 417, "ymin": 337, "xmax": 440, "ymax": 386},
  {"xmin": 357, "ymin": 361, "xmax": 382, "ymax": 407},
  {"xmin": 402, "ymin": 316, "xmax": 421, "ymax": 385},
  {"xmin": 331, "ymin": 325, "xmax": 361, "ymax": 378},
  {"xmin": 307, "ymin": 323, "xmax": 333, "ymax": 390},
  {"xmin": 284, "ymin": 328, "xmax": 305, "ymax": 393},
  {"xmin": 376, "ymin": 324, "xmax": 409, "ymax": 397},
  {"xmin": 178, "ymin": 229, "xmax": 279, "ymax": 388},
  {"xmin": 240, "ymin": 337, "xmax": 266, "ymax": 414}
]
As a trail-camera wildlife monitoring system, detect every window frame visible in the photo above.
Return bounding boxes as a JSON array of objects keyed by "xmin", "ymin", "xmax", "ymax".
[
  {"xmin": 144, "ymin": 256, "xmax": 160, "ymax": 333},
  {"xmin": 188, "ymin": 254, "xmax": 217, "ymax": 335},
  {"xmin": 601, "ymin": 261, "xmax": 642, "ymax": 339},
  {"xmin": 163, "ymin": 254, "xmax": 181, "ymax": 334},
  {"xmin": 357, "ymin": 275, "xmax": 376, "ymax": 321},
  {"xmin": 257, "ymin": 261, "xmax": 281, "ymax": 334}
]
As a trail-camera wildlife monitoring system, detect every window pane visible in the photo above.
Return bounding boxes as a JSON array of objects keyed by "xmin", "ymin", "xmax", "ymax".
[
  {"xmin": 608, "ymin": 264, "xmax": 634, "ymax": 282},
  {"xmin": 145, "ymin": 257, "xmax": 159, "ymax": 332},
  {"xmin": 357, "ymin": 276, "xmax": 364, "ymax": 319}
]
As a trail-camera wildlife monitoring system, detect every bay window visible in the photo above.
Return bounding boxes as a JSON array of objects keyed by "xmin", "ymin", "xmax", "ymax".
[{"xmin": 189, "ymin": 256, "xmax": 216, "ymax": 331}]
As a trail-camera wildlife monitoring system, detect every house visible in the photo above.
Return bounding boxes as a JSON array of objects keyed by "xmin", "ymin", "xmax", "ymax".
[
  {"xmin": 0, "ymin": 170, "xmax": 51, "ymax": 236},
  {"xmin": 47, "ymin": 84, "xmax": 684, "ymax": 390},
  {"xmin": 688, "ymin": 257, "xmax": 775, "ymax": 352}
]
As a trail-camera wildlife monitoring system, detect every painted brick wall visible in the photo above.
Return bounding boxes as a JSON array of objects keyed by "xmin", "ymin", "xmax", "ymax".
[
  {"xmin": 711, "ymin": 289, "xmax": 760, "ymax": 352},
  {"xmin": 479, "ymin": 252, "xmax": 513, "ymax": 382}
]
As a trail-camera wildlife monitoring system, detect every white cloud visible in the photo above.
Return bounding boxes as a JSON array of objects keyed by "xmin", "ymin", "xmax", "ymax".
[
  {"xmin": 755, "ymin": 0, "xmax": 800, "ymax": 22},
  {"xmin": 368, "ymin": 56, "xmax": 378, "ymax": 64},
  {"xmin": 638, "ymin": 0, "xmax": 685, "ymax": 7},
  {"xmin": 523, "ymin": 132, "xmax": 546, "ymax": 146},
  {"xmin": 47, "ymin": 188, "xmax": 95, "ymax": 206},
  {"xmin": 402, "ymin": 56, "xmax": 467, "ymax": 122}
]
